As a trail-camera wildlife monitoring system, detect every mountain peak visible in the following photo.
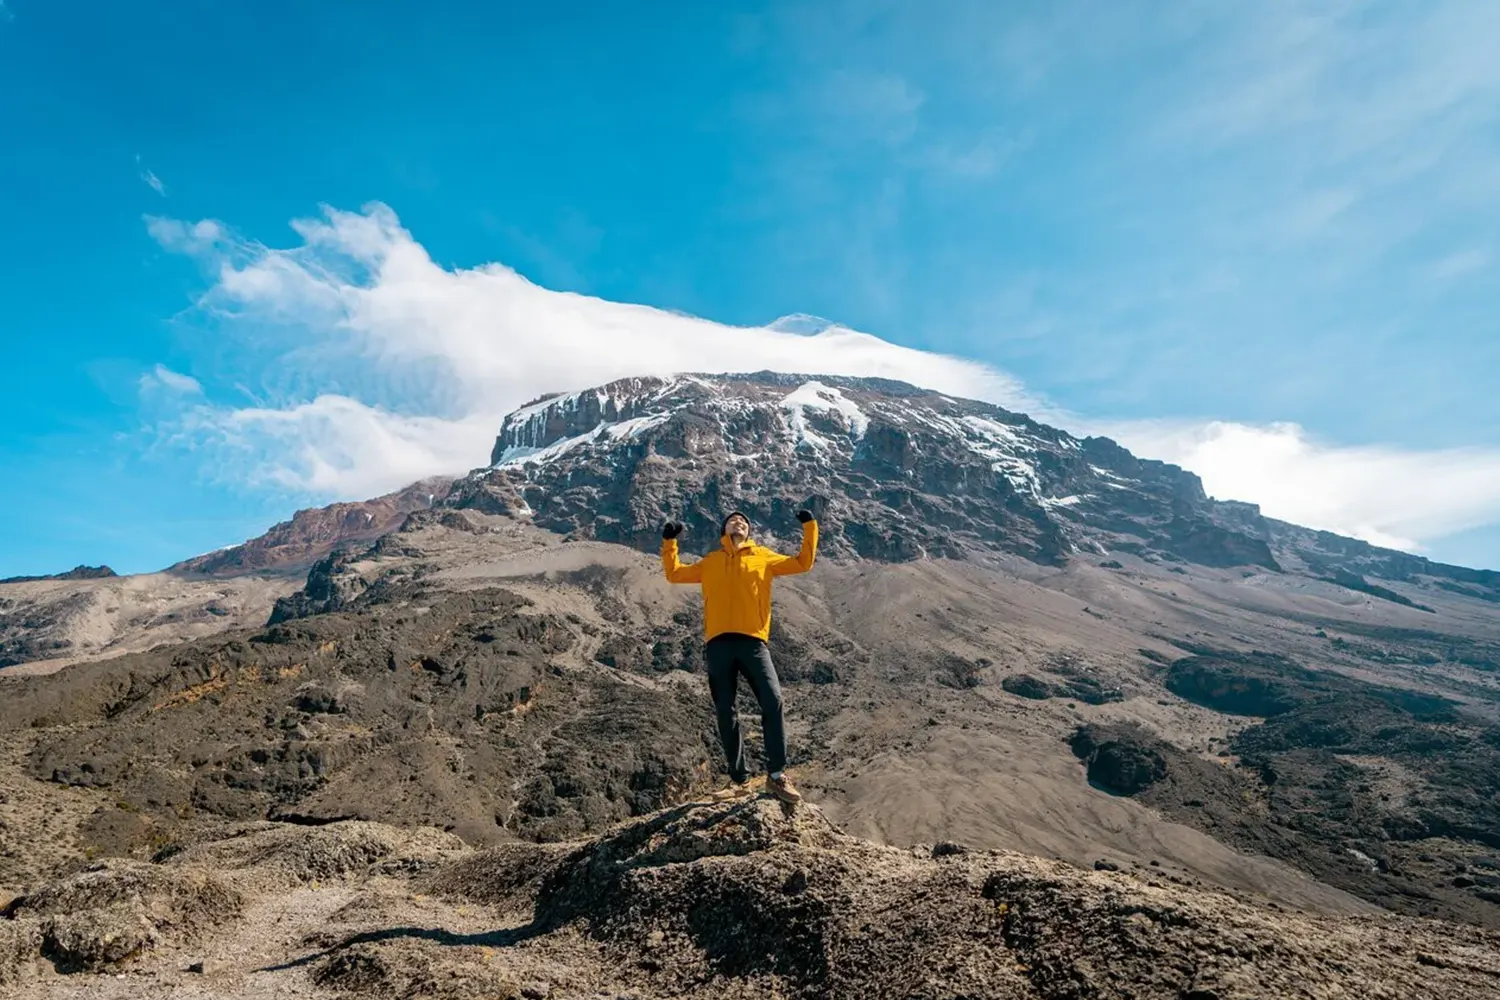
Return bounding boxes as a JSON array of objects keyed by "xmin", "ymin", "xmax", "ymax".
[{"xmin": 456, "ymin": 371, "xmax": 1246, "ymax": 568}]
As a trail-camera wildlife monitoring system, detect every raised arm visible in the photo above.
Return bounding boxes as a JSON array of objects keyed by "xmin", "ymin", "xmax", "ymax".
[
  {"xmin": 768, "ymin": 512, "xmax": 819, "ymax": 577},
  {"xmin": 660, "ymin": 521, "xmax": 704, "ymax": 584}
]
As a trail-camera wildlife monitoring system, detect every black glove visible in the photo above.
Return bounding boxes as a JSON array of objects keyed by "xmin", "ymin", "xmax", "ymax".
[
  {"xmin": 796, "ymin": 510, "xmax": 814, "ymax": 524},
  {"xmin": 662, "ymin": 521, "xmax": 684, "ymax": 540}
]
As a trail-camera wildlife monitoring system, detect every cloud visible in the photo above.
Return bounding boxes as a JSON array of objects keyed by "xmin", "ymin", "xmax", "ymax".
[
  {"xmin": 1099, "ymin": 418, "xmax": 1500, "ymax": 554},
  {"xmin": 139, "ymin": 364, "xmax": 202, "ymax": 395},
  {"xmin": 146, "ymin": 216, "xmax": 221, "ymax": 253},
  {"xmin": 147, "ymin": 203, "xmax": 1029, "ymax": 493},
  {"xmin": 135, "ymin": 155, "xmax": 167, "ymax": 196},
  {"xmin": 182, "ymin": 396, "xmax": 496, "ymax": 497},
  {"xmin": 146, "ymin": 203, "xmax": 1500, "ymax": 562}
]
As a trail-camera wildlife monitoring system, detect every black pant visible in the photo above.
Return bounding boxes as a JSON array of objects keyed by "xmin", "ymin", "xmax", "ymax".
[{"xmin": 704, "ymin": 633, "xmax": 787, "ymax": 781}]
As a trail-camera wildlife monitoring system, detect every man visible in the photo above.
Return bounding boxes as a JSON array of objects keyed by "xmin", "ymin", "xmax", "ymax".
[{"xmin": 661, "ymin": 508, "xmax": 818, "ymax": 804}]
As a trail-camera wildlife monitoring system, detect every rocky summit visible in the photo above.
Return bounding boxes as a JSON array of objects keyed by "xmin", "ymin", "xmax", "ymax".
[
  {"xmin": 454, "ymin": 371, "xmax": 1252, "ymax": 567},
  {"xmin": 3, "ymin": 370, "xmax": 1500, "ymax": 998},
  {"xmin": 452, "ymin": 372, "xmax": 1498, "ymax": 599}
]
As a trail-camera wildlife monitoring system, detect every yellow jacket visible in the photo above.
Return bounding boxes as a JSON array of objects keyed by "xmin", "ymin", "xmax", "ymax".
[{"xmin": 661, "ymin": 519, "xmax": 818, "ymax": 642}]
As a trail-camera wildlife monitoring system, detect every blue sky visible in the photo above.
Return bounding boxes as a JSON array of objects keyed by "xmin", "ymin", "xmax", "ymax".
[{"xmin": 2, "ymin": 0, "xmax": 1498, "ymax": 576}]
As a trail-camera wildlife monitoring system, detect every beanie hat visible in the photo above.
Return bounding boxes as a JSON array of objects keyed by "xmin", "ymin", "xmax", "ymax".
[{"xmin": 720, "ymin": 510, "xmax": 750, "ymax": 535}]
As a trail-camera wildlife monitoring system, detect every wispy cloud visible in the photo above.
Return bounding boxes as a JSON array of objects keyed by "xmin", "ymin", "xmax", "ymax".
[
  {"xmin": 139, "ymin": 364, "xmax": 202, "ymax": 395},
  {"xmin": 1429, "ymin": 247, "xmax": 1490, "ymax": 282},
  {"xmin": 135, "ymin": 155, "xmax": 167, "ymax": 196},
  {"xmin": 147, "ymin": 204, "xmax": 1500, "ymax": 561}
]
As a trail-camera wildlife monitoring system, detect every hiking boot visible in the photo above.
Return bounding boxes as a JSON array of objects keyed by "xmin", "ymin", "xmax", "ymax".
[{"xmin": 766, "ymin": 773, "xmax": 802, "ymax": 805}]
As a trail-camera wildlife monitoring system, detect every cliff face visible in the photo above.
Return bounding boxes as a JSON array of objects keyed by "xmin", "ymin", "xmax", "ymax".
[{"xmin": 453, "ymin": 372, "xmax": 1273, "ymax": 569}]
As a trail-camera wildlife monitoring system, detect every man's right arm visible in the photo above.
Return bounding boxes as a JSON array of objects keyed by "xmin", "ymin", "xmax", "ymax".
[{"xmin": 660, "ymin": 522, "xmax": 703, "ymax": 584}]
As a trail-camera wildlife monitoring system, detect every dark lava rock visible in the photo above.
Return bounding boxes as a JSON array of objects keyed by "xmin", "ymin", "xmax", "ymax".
[
  {"xmin": 1071, "ymin": 725, "xmax": 1168, "ymax": 796},
  {"xmin": 1002, "ymin": 674, "xmax": 1054, "ymax": 700},
  {"xmin": 1163, "ymin": 651, "xmax": 1324, "ymax": 717}
]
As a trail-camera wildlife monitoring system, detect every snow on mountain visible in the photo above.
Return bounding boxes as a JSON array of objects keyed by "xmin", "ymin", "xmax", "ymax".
[{"xmin": 450, "ymin": 371, "xmax": 1270, "ymax": 568}]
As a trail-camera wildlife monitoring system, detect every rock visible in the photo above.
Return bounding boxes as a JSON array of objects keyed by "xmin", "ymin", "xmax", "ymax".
[
  {"xmin": 1001, "ymin": 674, "xmax": 1054, "ymax": 700},
  {"xmin": 1079, "ymin": 736, "xmax": 1168, "ymax": 796},
  {"xmin": 170, "ymin": 479, "xmax": 452, "ymax": 577},
  {"xmin": 422, "ymin": 798, "xmax": 1500, "ymax": 999},
  {"xmin": 4, "ymin": 861, "xmax": 241, "ymax": 972}
]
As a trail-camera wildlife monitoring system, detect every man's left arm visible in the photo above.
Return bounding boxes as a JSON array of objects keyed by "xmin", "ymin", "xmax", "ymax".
[{"xmin": 768, "ymin": 512, "xmax": 819, "ymax": 577}]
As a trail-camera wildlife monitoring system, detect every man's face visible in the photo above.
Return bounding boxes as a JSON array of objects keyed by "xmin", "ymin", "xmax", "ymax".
[{"xmin": 724, "ymin": 513, "xmax": 750, "ymax": 540}]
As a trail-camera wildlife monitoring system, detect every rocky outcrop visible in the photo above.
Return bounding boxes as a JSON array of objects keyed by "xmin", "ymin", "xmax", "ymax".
[
  {"xmin": 334, "ymin": 800, "xmax": 1500, "ymax": 998},
  {"xmin": 0, "ymin": 566, "xmax": 116, "ymax": 585},
  {"xmin": 1, "ymin": 861, "xmax": 241, "ymax": 976},
  {"xmin": 6, "ymin": 800, "xmax": 1497, "ymax": 996},
  {"xmin": 265, "ymin": 547, "xmax": 371, "ymax": 624},
  {"xmin": 169, "ymin": 477, "xmax": 454, "ymax": 577}
]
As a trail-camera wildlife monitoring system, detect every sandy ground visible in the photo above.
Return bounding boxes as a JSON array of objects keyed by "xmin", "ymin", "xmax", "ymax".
[{"xmin": 0, "ymin": 573, "xmax": 299, "ymax": 677}]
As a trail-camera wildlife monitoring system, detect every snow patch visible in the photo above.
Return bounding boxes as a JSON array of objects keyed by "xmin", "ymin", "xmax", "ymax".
[
  {"xmin": 494, "ymin": 422, "xmax": 604, "ymax": 467},
  {"xmin": 603, "ymin": 413, "xmax": 670, "ymax": 440},
  {"xmin": 494, "ymin": 412, "xmax": 668, "ymax": 468},
  {"xmin": 780, "ymin": 381, "xmax": 869, "ymax": 450}
]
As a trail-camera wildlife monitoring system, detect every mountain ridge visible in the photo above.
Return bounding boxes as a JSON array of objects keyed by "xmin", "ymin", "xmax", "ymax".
[{"xmin": 449, "ymin": 370, "xmax": 1495, "ymax": 599}]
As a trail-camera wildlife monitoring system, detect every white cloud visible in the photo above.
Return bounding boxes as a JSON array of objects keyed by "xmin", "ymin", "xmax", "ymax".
[
  {"xmin": 139, "ymin": 364, "xmax": 202, "ymax": 395},
  {"xmin": 1100, "ymin": 418, "xmax": 1500, "ymax": 554},
  {"xmin": 145, "ymin": 216, "xmax": 222, "ymax": 254},
  {"xmin": 184, "ymin": 396, "xmax": 496, "ymax": 497},
  {"xmin": 147, "ymin": 203, "xmax": 1027, "ymax": 494},
  {"xmin": 147, "ymin": 203, "xmax": 1500, "ymax": 562}
]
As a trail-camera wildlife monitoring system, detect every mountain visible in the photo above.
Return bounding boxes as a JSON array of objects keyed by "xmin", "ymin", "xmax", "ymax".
[
  {"xmin": 168, "ymin": 477, "xmax": 454, "ymax": 577},
  {"xmin": 457, "ymin": 371, "xmax": 1497, "ymax": 601},
  {"xmin": 3, "ymin": 369, "xmax": 1500, "ymax": 996}
]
